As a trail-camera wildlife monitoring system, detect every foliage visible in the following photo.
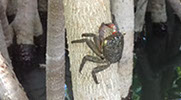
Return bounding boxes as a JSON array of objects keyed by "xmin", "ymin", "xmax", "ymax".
[
  {"xmin": 131, "ymin": 55, "xmax": 142, "ymax": 100},
  {"xmin": 165, "ymin": 67, "xmax": 181, "ymax": 100},
  {"xmin": 131, "ymin": 54, "xmax": 181, "ymax": 100},
  {"xmin": 131, "ymin": 73, "xmax": 142, "ymax": 100}
]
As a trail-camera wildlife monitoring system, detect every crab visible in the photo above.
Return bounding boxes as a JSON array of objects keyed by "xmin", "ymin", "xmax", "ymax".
[{"xmin": 71, "ymin": 23, "xmax": 124, "ymax": 84}]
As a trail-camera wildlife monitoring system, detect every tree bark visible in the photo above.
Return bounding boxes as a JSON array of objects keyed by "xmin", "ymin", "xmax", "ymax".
[
  {"xmin": 64, "ymin": 0, "xmax": 125, "ymax": 99},
  {"xmin": 12, "ymin": 0, "xmax": 42, "ymax": 44},
  {"xmin": 150, "ymin": 0, "xmax": 167, "ymax": 22},
  {"xmin": 0, "ymin": 22, "xmax": 12, "ymax": 69},
  {"xmin": 46, "ymin": 0, "xmax": 65, "ymax": 100},
  {"xmin": 111, "ymin": 0, "xmax": 134, "ymax": 98},
  {"xmin": 6, "ymin": 0, "xmax": 18, "ymax": 16},
  {"xmin": 134, "ymin": 0, "xmax": 148, "ymax": 32},
  {"xmin": 38, "ymin": 0, "xmax": 47, "ymax": 12},
  {"xmin": 0, "ymin": 52, "xmax": 28, "ymax": 100},
  {"xmin": 0, "ymin": 0, "xmax": 14, "ymax": 47},
  {"xmin": 167, "ymin": 0, "xmax": 181, "ymax": 21}
]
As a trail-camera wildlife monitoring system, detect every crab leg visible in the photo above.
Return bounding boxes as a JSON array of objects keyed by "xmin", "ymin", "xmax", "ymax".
[
  {"xmin": 79, "ymin": 55, "xmax": 106, "ymax": 73},
  {"xmin": 92, "ymin": 62, "xmax": 110, "ymax": 84},
  {"xmin": 71, "ymin": 39, "xmax": 103, "ymax": 58},
  {"xmin": 82, "ymin": 33, "xmax": 101, "ymax": 52}
]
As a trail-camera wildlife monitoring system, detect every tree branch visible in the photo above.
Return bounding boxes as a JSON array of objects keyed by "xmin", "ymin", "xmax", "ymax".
[
  {"xmin": 0, "ymin": 53, "xmax": 28, "ymax": 100},
  {"xmin": 135, "ymin": 0, "xmax": 148, "ymax": 32}
]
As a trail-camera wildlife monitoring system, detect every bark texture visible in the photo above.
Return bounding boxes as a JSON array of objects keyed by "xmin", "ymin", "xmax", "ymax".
[
  {"xmin": 0, "ymin": 53, "xmax": 28, "ymax": 100},
  {"xmin": 38, "ymin": 0, "xmax": 47, "ymax": 12},
  {"xmin": 134, "ymin": 0, "xmax": 148, "ymax": 32},
  {"xmin": 6, "ymin": 0, "xmax": 18, "ymax": 16},
  {"xmin": 150, "ymin": 0, "xmax": 167, "ymax": 22},
  {"xmin": 167, "ymin": 0, "xmax": 181, "ymax": 21},
  {"xmin": 0, "ymin": 0, "xmax": 14, "ymax": 46},
  {"xmin": 0, "ymin": 22, "xmax": 12, "ymax": 69},
  {"xmin": 12, "ymin": 0, "xmax": 42, "ymax": 44},
  {"xmin": 64, "ymin": 0, "xmax": 124, "ymax": 99},
  {"xmin": 111, "ymin": 0, "xmax": 134, "ymax": 98},
  {"xmin": 46, "ymin": 0, "xmax": 65, "ymax": 100}
]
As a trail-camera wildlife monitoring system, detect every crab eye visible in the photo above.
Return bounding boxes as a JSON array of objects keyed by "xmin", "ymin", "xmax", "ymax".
[
  {"xmin": 112, "ymin": 25, "xmax": 116, "ymax": 30},
  {"xmin": 106, "ymin": 23, "xmax": 116, "ymax": 29},
  {"xmin": 112, "ymin": 29, "xmax": 117, "ymax": 34},
  {"xmin": 103, "ymin": 40, "xmax": 108, "ymax": 46}
]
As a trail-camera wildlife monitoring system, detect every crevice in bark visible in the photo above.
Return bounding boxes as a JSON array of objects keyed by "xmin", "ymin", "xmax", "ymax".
[
  {"xmin": 65, "ymin": 30, "xmax": 74, "ymax": 100},
  {"xmin": 12, "ymin": 44, "xmax": 37, "ymax": 79},
  {"xmin": 34, "ymin": 11, "xmax": 47, "ymax": 65}
]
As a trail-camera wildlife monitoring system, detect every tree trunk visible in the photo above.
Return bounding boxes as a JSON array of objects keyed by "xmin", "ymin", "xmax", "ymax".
[
  {"xmin": 46, "ymin": 0, "xmax": 65, "ymax": 99},
  {"xmin": 0, "ymin": 0, "xmax": 14, "ymax": 47},
  {"xmin": 9, "ymin": 0, "xmax": 42, "ymax": 84},
  {"xmin": 64, "ymin": 0, "xmax": 127, "ymax": 99},
  {"xmin": 0, "ymin": 53, "xmax": 29, "ymax": 100},
  {"xmin": 12, "ymin": 0, "xmax": 42, "ymax": 45},
  {"xmin": 150, "ymin": 0, "xmax": 167, "ymax": 23},
  {"xmin": 0, "ymin": 23, "xmax": 28, "ymax": 100},
  {"xmin": 167, "ymin": 0, "xmax": 181, "ymax": 21},
  {"xmin": 111, "ymin": 0, "xmax": 134, "ymax": 98},
  {"xmin": 0, "ymin": 22, "xmax": 12, "ymax": 67},
  {"xmin": 134, "ymin": 0, "xmax": 148, "ymax": 32}
]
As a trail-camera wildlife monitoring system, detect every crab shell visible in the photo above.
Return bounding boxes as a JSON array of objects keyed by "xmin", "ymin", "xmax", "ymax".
[{"xmin": 102, "ymin": 32, "xmax": 124, "ymax": 63}]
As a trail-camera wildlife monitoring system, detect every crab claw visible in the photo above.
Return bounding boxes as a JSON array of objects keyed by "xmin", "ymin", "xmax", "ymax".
[
  {"xmin": 79, "ymin": 68, "xmax": 82, "ymax": 74},
  {"xmin": 79, "ymin": 62, "xmax": 85, "ymax": 74}
]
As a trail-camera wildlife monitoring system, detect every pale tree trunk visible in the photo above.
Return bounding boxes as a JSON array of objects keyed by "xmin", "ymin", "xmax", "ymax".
[
  {"xmin": 0, "ymin": 0, "xmax": 13, "ymax": 65},
  {"xmin": 12, "ymin": 0, "xmax": 42, "ymax": 45},
  {"xmin": 10, "ymin": 0, "xmax": 42, "ymax": 79},
  {"xmin": 1, "ymin": 0, "xmax": 8, "ymax": 10},
  {"xmin": 0, "ymin": 53, "xmax": 28, "ymax": 100},
  {"xmin": 0, "ymin": 22, "xmax": 12, "ymax": 69},
  {"xmin": 64, "ymin": 0, "xmax": 125, "ymax": 100},
  {"xmin": 46, "ymin": 0, "xmax": 65, "ymax": 99},
  {"xmin": 0, "ymin": 22, "xmax": 28, "ymax": 100},
  {"xmin": 134, "ymin": 0, "xmax": 148, "ymax": 33},
  {"xmin": 134, "ymin": 0, "xmax": 148, "ymax": 46},
  {"xmin": 6, "ymin": 0, "xmax": 18, "ymax": 16},
  {"xmin": 0, "ymin": 0, "xmax": 14, "ymax": 47},
  {"xmin": 111, "ymin": 0, "xmax": 134, "ymax": 98}
]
